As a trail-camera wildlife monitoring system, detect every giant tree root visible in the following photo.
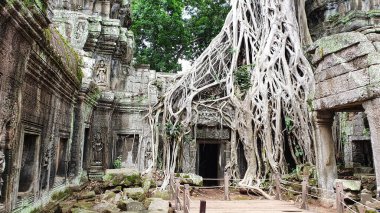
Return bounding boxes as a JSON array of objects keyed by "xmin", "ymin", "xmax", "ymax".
[{"xmin": 148, "ymin": 0, "xmax": 316, "ymax": 190}]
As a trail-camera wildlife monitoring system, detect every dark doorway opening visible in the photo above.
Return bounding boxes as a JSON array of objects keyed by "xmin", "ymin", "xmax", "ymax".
[
  {"xmin": 237, "ymin": 141, "xmax": 247, "ymax": 179},
  {"xmin": 18, "ymin": 134, "xmax": 38, "ymax": 193},
  {"xmin": 56, "ymin": 138, "xmax": 68, "ymax": 177},
  {"xmin": 82, "ymin": 128, "xmax": 90, "ymax": 170},
  {"xmin": 198, "ymin": 143, "xmax": 219, "ymax": 186},
  {"xmin": 352, "ymin": 140, "xmax": 373, "ymax": 167}
]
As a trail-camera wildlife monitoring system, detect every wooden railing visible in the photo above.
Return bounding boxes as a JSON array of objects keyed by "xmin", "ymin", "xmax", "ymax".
[
  {"xmin": 274, "ymin": 173, "xmax": 379, "ymax": 213},
  {"xmin": 169, "ymin": 173, "xmax": 191, "ymax": 213}
]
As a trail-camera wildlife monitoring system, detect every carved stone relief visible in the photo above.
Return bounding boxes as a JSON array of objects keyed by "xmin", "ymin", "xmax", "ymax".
[
  {"xmin": 95, "ymin": 60, "xmax": 108, "ymax": 85},
  {"xmin": 92, "ymin": 132, "xmax": 103, "ymax": 164},
  {"xmin": 0, "ymin": 151, "xmax": 5, "ymax": 197}
]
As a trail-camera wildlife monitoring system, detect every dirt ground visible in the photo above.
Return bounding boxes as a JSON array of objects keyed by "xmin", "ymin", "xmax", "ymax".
[{"xmin": 188, "ymin": 188, "xmax": 335, "ymax": 213}]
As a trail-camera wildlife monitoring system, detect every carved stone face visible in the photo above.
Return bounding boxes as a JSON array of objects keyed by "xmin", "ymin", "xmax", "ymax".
[{"xmin": 99, "ymin": 60, "xmax": 105, "ymax": 67}]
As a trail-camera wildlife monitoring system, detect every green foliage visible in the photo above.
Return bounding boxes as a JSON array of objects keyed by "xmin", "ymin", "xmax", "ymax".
[
  {"xmin": 363, "ymin": 128, "xmax": 370, "ymax": 137},
  {"xmin": 152, "ymin": 80, "xmax": 163, "ymax": 91},
  {"xmin": 131, "ymin": 0, "xmax": 230, "ymax": 72},
  {"xmin": 285, "ymin": 116, "xmax": 294, "ymax": 132},
  {"xmin": 43, "ymin": 27, "xmax": 83, "ymax": 82},
  {"xmin": 294, "ymin": 145, "xmax": 304, "ymax": 157},
  {"xmin": 22, "ymin": 0, "xmax": 47, "ymax": 13},
  {"xmin": 113, "ymin": 155, "xmax": 122, "ymax": 169},
  {"xmin": 234, "ymin": 65, "xmax": 253, "ymax": 94},
  {"xmin": 165, "ymin": 121, "xmax": 182, "ymax": 138}
]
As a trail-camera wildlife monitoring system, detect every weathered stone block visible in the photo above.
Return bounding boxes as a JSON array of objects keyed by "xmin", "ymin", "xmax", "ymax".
[
  {"xmin": 360, "ymin": 192, "xmax": 372, "ymax": 204},
  {"xmin": 77, "ymin": 191, "xmax": 96, "ymax": 200},
  {"xmin": 315, "ymin": 69, "xmax": 369, "ymax": 99},
  {"xmin": 127, "ymin": 200, "xmax": 145, "ymax": 211},
  {"xmin": 311, "ymin": 32, "xmax": 368, "ymax": 64},
  {"xmin": 151, "ymin": 190, "xmax": 170, "ymax": 200},
  {"xmin": 316, "ymin": 41, "xmax": 375, "ymax": 70},
  {"xmin": 148, "ymin": 199, "xmax": 169, "ymax": 212},
  {"xmin": 369, "ymin": 64, "xmax": 380, "ymax": 84},
  {"xmin": 366, "ymin": 33, "xmax": 380, "ymax": 42},
  {"xmin": 315, "ymin": 55, "xmax": 367, "ymax": 82},
  {"xmin": 314, "ymin": 87, "xmax": 369, "ymax": 110},
  {"xmin": 334, "ymin": 179, "xmax": 362, "ymax": 191},
  {"xmin": 123, "ymin": 187, "xmax": 145, "ymax": 201},
  {"xmin": 103, "ymin": 169, "xmax": 141, "ymax": 187},
  {"xmin": 176, "ymin": 173, "xmax": 203, "ymax": 186}
]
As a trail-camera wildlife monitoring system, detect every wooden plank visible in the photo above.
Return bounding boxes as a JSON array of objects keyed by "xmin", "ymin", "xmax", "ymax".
[{"xmin": 187, "ymin": 200, "xmax": 314, "ymax": 213}]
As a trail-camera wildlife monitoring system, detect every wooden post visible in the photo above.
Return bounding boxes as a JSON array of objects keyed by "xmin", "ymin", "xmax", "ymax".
[
  {"xmin": 175, "ymin": 179, "xmax": 180, "ymax": 210},
  {"xmin": 301, "ymin": 175, "xmax": 309, "ymax": 210},
  {"xmin": 200, "ymin": 200, "xmax": 206, "ymax": 213},
  {"xmin": 274, "ymin": 173, "xmax": 281, "ymax": 200},
  {"xmin": 224, "ymin": 172, "xmax": 230, "ymax": 200},
  {"xmin": 336, "ymin": 182, "xmax": 344, "ymax": 213},
  {"xmin": 184, "ymin": 184, "xmax": 190, "ymax": 213},
  {"xmin": 170, "ymin": 173, "xmax": 174, "ymax": 200}
]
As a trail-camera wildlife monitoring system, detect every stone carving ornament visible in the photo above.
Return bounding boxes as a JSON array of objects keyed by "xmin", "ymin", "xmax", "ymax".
[
  {"xmin": 92, "ymin": 132, "xmax": 103, "ymax": 164},
  {"xmin": 0, "ymin": 151, "xmax": 5, "ymax": 197},
  {"xmin": 95, "ymin": 60, "xmax": 107, "ymax": 84}
]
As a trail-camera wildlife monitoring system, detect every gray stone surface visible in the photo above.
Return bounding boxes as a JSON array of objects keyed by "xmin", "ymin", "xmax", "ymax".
[
  {"xmin": 123, "ymin": 187, "xmax": 146, "ymax": 201},
  {"xmin": 177, "ymin": 173, "xmax": 203, "ymax": 186},
  {"xmin": 126, "ymin": 200, "xmax": 145, "ymax": 211},
  {"xmin": 334, "ymin": 179, "xmax": 362, "ymax": 191},
  {"xmin": 148, "ymin": 199, "xmax": 169, "ymax": 212}
]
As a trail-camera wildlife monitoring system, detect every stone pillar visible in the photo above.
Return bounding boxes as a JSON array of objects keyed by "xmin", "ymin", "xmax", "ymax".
[
  {"xmin": 363, "ymin": 98, "xmax": 380, "ymax": 198},
  {"xmin": 351, "ymin": 0, "xmax": 358, "ymax": 10},
  {"xmin": 101, "ymin": 0, "xmax": 111, "ymax": 19},
  {"xmin": 369, "ymin": 0, "xmax": 375, "ymax": 10},
  {"xmin": 315, "ymin": 111, "xmax": 337, "ymax": 191}
]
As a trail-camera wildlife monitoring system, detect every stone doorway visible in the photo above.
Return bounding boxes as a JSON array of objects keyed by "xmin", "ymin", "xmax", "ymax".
[
  {"xmin": 18, "ymin": 133, "xmax": 39, "ymax": 194},
  {"xmin": 115, "ymin": 134, "xmax": 139, "ymax": 168},
  {"xmin": 56, "ymin": 138, "xmax": 68, "ymax": 178},
  {"xmin": 82, "ymin": 128, "xmax": 90, "ymax": 171},
  {"xmin": 197, "ymin": 143, "xmax": 220, "ymax": 186}
]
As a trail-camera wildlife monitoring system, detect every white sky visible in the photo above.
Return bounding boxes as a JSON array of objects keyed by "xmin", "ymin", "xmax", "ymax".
[{"xmin": 179, "ymin": 59, "xmax": 192, "ymax": 73}]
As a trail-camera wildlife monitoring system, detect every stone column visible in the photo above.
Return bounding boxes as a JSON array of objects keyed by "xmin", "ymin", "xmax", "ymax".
[
  {"xmin": 351, "ymin": 0, "xmax": 358, "ymax": 10},
  {"xmin": 101, "ymin": 0, "xmax": 111, "ymax": 19},
  {"xmin": 363, "ymin": 98, "xmax": 380, "ymax": 198},
  {"xmin": 315, "ymin": 111, "xmax": 337, "ymax": 191}
]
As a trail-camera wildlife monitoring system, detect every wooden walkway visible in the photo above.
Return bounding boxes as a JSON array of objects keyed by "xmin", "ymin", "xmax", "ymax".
[{"xmin": 187, "ymin": 200, "xmax": 314, "ymax": 213}]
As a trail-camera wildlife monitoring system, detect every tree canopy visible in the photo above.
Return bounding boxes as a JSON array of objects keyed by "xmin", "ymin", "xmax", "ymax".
[{"xmin": 131, "ymin": 0, "xmax": 230, "ymax": 72}]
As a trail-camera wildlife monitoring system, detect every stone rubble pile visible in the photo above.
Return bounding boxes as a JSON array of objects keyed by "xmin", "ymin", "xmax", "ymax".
[{"xmin": 58, "ymin": 169, "xmax": 170, "ymax": 213}]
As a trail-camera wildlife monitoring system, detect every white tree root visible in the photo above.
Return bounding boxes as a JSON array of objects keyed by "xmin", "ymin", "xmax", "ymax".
[{"xmin": 147, "ymin": 0, "xmax": 316, "ymax": 197}]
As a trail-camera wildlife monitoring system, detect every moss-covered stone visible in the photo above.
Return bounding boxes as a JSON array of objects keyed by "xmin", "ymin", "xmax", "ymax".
[
  {"xmin": 71, "ymin": 208, "xmax": 98, "ymax": 213},
  {"xmin": 144, "ymin": 198, "xmax": 163, "ymax": 209},
  {"xmin": 103, "ymin": 169, "xmax": 142, "ymax": 187},
  {"xmin": 123, "ymin": 187, "xmax": 146, "ymax": 201},
  {"xmin": 51, "ymin": 188, "xmax": 73, "ymax": 201},
  {"xmin": 151, "ymin": 190, "xmax": 170, "ymax": 200},
  {"xmin": 72, "ymin": 201, "xmax": 94, "ymax": 210},
  {"xmin": 176, "ymin": 173, "xmax": 203, "ymax": 186},
  {"xmin": 102, "ymin": 190, "xmax": 116, "ymax": 201},
  {"xmin": 142, "ymin": 177, "xmax": 155, "ymax": 192},
  {"xmin": 310, "ymin": 32, "xmax": 367, "ymax": 63}
]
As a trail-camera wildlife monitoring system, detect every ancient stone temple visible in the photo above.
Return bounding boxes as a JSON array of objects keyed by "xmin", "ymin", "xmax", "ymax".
[
  {"xmin": 0, "ymin": 0, "xmax": 169, "ymax": 211},
  {"xmin": 307, "ymin": 0, "xmax": 380, "ymax": 197},
  {"xmin": 1, "ymin": 0, "xmax": 380, "ymax": 212}
]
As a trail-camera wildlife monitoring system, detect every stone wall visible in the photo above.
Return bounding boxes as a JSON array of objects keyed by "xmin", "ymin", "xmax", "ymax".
[
  {"xmin": 310, "ymin": 26, "xmax": 380, "ymax": 196},
  {"xmin": 309, "ymin": 30, "xmax": 380, "ymax": 110},
  {"xmin": 307, "ymin": 0, "xmax": 380, "ymax": 40},
  {"xmin": 0, "ymin": 1, "xmax": 87, "ymax": 211}
]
